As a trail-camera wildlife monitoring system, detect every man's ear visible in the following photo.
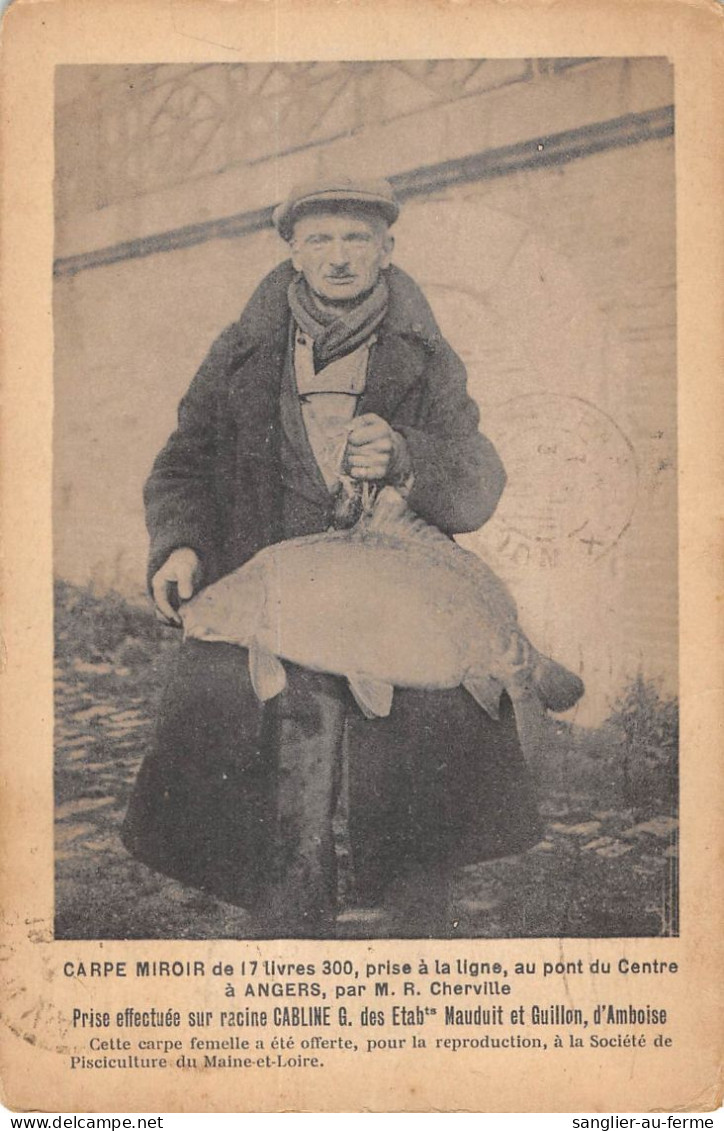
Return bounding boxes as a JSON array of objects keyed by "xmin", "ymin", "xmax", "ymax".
[
  {"xmin": 290, "ymin": 241, "xmax": 302, "ymax": 272},
  {"xmin": 380, "ymin": 233, "xmax": 394, "ymax": 269}
]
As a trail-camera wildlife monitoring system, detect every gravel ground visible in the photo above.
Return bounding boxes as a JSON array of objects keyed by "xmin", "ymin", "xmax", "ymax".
[{"xmin": 54, "ymin": 582, "xmax": 678, "ymax": 940}]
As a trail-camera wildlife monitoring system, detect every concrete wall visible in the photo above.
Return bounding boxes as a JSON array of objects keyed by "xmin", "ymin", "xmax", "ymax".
[{"xmin": 53, "ymin": 58, "xmax": 676, "ymax": 724}]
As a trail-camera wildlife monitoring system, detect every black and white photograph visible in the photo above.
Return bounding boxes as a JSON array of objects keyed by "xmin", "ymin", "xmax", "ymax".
[{"xmin": 52, "ymin": 58, "xmax": 678, "ymax": 942}]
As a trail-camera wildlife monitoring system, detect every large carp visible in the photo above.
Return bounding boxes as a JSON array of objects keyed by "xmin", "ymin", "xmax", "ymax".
[{"xmin": 180, "ymin": 486, "xmax": 584, "ymax": 727}]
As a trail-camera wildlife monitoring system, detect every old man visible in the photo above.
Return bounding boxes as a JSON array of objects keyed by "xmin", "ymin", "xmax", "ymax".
[{"xmin": 122, "ymin": 177, "xmax": 542, "ymax": 937}]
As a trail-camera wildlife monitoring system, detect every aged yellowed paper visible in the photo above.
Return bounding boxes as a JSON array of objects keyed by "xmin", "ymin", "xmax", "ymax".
[{"xmin": 1, "ymin": 0, "xmax": 723, "ymax": 1114}]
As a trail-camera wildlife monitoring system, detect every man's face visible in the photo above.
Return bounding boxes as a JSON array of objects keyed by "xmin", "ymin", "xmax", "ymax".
[{"xmin": 290, "ymin": 210, "xmax": 393, "ymax": 304}]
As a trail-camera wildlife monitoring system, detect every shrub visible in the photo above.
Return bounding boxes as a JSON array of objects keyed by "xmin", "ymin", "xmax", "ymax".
[{"xmin": 605, "ymin": 673, "xmax": 678, "ymax": 816}]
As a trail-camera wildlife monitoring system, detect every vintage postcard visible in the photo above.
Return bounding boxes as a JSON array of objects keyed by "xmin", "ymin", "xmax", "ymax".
[{"xmin": 1, "ymin": 0, "xmax": 722, "ymax": 1114}]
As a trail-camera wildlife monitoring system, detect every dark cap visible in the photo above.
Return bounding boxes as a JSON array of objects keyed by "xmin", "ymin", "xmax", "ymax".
[{"xmin": 272, "ymin": 176, "xmax": 400, "ymax": 241}]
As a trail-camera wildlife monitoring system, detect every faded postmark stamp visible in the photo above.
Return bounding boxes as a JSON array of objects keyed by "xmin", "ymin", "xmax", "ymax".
[
  {"xmin": 481, "ymin": 394, "xmax": 638, "ymax": 569},
  {"xmin": 0, "ymin": 918, "xmax": 72, "ymax": 1058}
]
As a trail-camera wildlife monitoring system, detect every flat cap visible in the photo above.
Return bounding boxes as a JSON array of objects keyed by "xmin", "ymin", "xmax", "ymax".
[{"xmin": 272, "ymin": 176, "xmax": 400, "ymax": 241}]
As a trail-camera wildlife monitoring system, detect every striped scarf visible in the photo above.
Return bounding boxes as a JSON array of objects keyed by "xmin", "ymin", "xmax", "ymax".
[{"xmin": 287, "ymin": 274, "xmax": 389, "ymax": 372}]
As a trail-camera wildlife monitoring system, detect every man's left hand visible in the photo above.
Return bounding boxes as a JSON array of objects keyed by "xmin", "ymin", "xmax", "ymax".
[{"xmin": 345, "ymin": 413, "xmax": 411, "ymax": 483}]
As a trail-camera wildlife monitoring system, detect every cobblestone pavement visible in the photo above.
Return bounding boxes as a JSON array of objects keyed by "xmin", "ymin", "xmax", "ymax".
[{"xmin": 54, "ymin": 598, "xmax": 678, "ymax": 940}]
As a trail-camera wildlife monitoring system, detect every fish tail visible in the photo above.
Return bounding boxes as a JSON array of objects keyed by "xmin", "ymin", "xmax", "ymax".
[{"xmin": 532, "ymin": 653, "xmax": 585, "ymax": 713}]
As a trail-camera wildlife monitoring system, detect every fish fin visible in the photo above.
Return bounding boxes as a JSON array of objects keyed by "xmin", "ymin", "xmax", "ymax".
[
  {"xmin": 463, "ymin": 673, "xmax": 503, "ymax": 720},
  {"xmin": 363, "ymin": 486, "xmax": 452, "ymax": 546},
  {"xmin": 348, "ymin": 674, "xmax": 394, "ymax": 719},
  {"xmin": 366, "ymin": 486, "xmax": 408, "ymax": 528},
  {"xmin": 532, "ymin": 653, "xmax": 585, "ymax": 712},
  {"xmin": 249, "ymin": 637, "xmax": 287, "ymax": 702}
]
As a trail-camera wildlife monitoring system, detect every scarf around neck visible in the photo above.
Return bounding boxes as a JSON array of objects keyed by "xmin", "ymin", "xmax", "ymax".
[{"xmin": 287, "ymin": 274, "xmax": 389, "ymax": 372}]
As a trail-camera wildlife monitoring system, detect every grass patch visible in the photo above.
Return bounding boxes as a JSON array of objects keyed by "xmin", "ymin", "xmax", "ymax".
[{"xmin": 54, "ymin": 578, "xmax": 173, "ymax": 665}]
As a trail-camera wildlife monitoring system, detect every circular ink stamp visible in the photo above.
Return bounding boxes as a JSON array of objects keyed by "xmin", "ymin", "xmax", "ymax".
[
  {"xmin": 0, "ymin": 917, "xmax": 72, "ymax": 1057},
  {"xmin": 485, "ymin": 394, "xmax": 638, "ymax": 566}
]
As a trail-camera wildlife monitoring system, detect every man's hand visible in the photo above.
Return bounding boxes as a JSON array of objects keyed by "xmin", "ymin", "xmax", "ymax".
[
  {"xmin": 151, "ymin": 547, "xmax": 201, "ymax": 626},
  {"xmin": 345, "ymin": 413, "xmax": 411, "ymax": 483}
]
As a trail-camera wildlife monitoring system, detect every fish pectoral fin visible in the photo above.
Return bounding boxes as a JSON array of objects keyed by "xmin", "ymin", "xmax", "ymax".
[
  {"xmin": 348, "ymin": 674, "xmax": 394, "ymax": 719},
  {"xmin": 249, "ymin": 638, "xmax": 287, "ymax": 702},
  {"xmin": 463, "ymin": 672, "xmax": 503, "ymax": 720}
]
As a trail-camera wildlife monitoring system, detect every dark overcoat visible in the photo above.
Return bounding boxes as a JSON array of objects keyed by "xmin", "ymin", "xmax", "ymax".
[{"xmin": 122, "ymin": 261, "xmax": 543, "ymax": 910}]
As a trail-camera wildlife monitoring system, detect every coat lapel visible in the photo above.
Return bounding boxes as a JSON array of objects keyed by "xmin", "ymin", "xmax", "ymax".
[
  {"xmin": 225, "ymin": 261, "xmax": 294, "ymax": 456},
  {"xmin": 227, "ymin": 333, "xmax": 286, "ymax": 455},
  {"xmin": 226, "ymin": 332, "xmax": 286, "ymax": 547},
  {"xmin": 357, "ymin": 331, "xmax": 427, "ymax": 421},
  {"xmin": 278, "ymin": 340, "xmax": 333, "ymax": 503}
]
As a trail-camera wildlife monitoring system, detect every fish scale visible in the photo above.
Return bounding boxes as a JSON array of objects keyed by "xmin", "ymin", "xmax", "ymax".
[{"xmin": 181, "ymin": 487, "xmax": 584, "ymax": 726}]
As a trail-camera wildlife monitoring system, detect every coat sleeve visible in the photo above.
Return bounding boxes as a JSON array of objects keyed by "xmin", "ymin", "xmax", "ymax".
[
  {"xmin": 143, "ymin": 322, "xmax": 244, "ymax": 587},
  {"xmin": 395, "ymin": 338, "xmax": 506, "ymax": 536}
]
